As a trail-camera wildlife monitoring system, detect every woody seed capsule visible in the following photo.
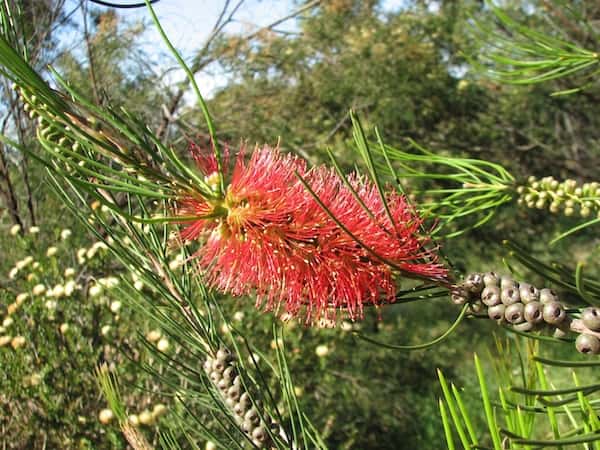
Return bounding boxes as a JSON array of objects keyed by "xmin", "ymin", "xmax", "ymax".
[
  {"xmin": 481, "ymin": 286, "xmax": 501, "ymax": 306},
  {"xmin": 483, "ymin": 272, "xmax": 500, "ymax": 287},
  {"xmin": 500, "ymin": 276, "xmax": 518, "ymax": 290},
  {"xmin": 488, "ymin": 304, "xmax": 506, "ymax": 322},
  {"xmin": 500, "ymin": 287, "xmax": 521, "ymax": 305},
  {"xmin": 245, "ymin": 407, "xmax": 260, "ymax": 426},
  {"xmin": 519, "ymin": 283, "xmax": 539, "ymax": 304},
  {"xmin": 464, "ymin": 273, "xmax": 484, "ymax": 294},
  {"xmin": 543, "ymin": 302, "xmax": 566, "ymax": 325},
  {"xmin": 524, "ymin": 302, "xmax": 544, "ymax": 324},
  {"xmin": 575, "ymin": 334, "xmax": 600, "ymax": 355},
  {"xmin": 505, "ymin": 303, "xmax": 525, "ymax": 324},
  {"xmin": 227, "ymin": 384, "xmax": 242, "ymax": 401},
  {"xmin": 581, "ymin": 307, "xmax": 600, "ymax": 331},
  {"xmin": 540, "ymin": 288, "xmax": 559, "ymax": 304}
]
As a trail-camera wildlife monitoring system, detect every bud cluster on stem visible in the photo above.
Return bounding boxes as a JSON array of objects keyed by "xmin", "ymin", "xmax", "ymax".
[{"xmin": 517, "ymin": 176, "xmax": 600, "ymax": 218}]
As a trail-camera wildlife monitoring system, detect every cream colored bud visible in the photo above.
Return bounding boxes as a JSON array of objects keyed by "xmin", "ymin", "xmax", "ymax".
[
  {"xmin": 315, "ymin": 345, "xmax": 330, "ymax": 357},
  {"xmin": 101, "ymin": 325, "xmax": 111, "ymax": 336},
  {"xmin": 60, "ymin": 323, "xmax": 69, "ymax": 334},
  {"xmin": 128, "ymin": 414, "xmax": 140, "ymax": 426},
  {"xmin": 29, "ymin": 226, "xmax": 40, "ymax": 234},
  {"xmin": 146, "ymin": 329, "xmax": 162, "ymax": 342},
  {"xmin": 157, "ymin": 338, "xmax": 170, "ymax": 352},
  {"xmin": 205, "ymin": 441, "xmax": 217, "ymax": 450},
  {"xmin": 11, "ymin": 336, "xmax": 26, "ymax": 349},
  {"xmin": 138, "ymin": 410, "xmax": 154, "ymax": 425},
  {"xmin": 29, "ymin": 373, "xmax": 42, "ymax": 386},
  {"xmin": 133, "ymin": 280, "xmax": 144, "ymax": 291},
  {"xmin": 32, "ymin": 284, "xmax": 46, "ymax": 296},
  {"xmin": 16, "ymin": 293, "xmax": 28, "ymax": 305},
  {"xmin": 46, "ymin": 246, "xmax": 58, "ymax": 257},
  {"xmin": 64, "ymin": 280, "xmax": 76, "ymax": 296},
  {"xmin": 3, "ymin": 317, "xmax": 14, "ymax": 327},
  {"xmin": 152, "ymin": 404, "xmax": 167, "ymax": 418},
  {"xmin": 9, "ymin": 224, "xmax": 21, "ymax": 235},
  {"xmin": 98, "ymin": 409, "xmax": 114, "ymax": 424},
  {"xmin": 45, "ymin": 300, "xmax": 57, "ymax": 310},
  {"xmin": 233, "ymin": 311, "xmax": 245, "ymax": 322},
  {"xmin": 52, "ymin": 284, "xmax": 65, "ymax": 298},
  {"xmin": 109, "ymin": 301, "xmax": 122, "ymax": 313},
  {"xmin": 64, "ymin": 267, "xmax": 76, "ymax": 278},
  {"xmin": 0, "ymin": 336, "xmax": 12, "ymax": 347},
  {"xmin": 88, "ymin": 284, "xmax": 102, "ymax": 297},
  {"xmin": 8, "ymin": 267, "xmax": 18, "ymax": 279},
  {"xmin": 61, "ymin": 229, "xmax": 72, "ymax": 240}
]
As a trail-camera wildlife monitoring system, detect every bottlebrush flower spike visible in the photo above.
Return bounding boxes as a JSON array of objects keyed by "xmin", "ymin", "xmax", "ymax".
[{"xmin": 176, "ymin": 143, "xmax": 447, "ymax": 323}]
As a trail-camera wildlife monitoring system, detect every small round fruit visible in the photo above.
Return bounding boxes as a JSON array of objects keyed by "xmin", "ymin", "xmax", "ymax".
[
  {"xmin": 233, "ymin": 401, "xmax": 247, "ymax": 416},
  {"xmin": 488, "ymin": 304, "xmax": 506, "ymax": 322},
  {"xmin": 464, "ymin": 273, "xmax": 484, "ymax": 294},
  {"xmin": 581, "ymin": 307, "xmax": 600, "ymax": 331},
  {"xmin": 212, "ymin": 359, "xmax": 227, "ymax": 372},
  {"xmin": 239, "ymin": 392, "xmax": 252, "ymax": 409},
  {"xmin": 483, "ymin": 272, "xmax": 500, "ymax": 287},
  {"xmin": 252, "ymin": 426, "xmax": 268, "ymax": 441},
  {"xmin": 505, "ymin": 303, "xmax": 525, "ymax": 324},
  {"xmin": 217, "ymin": 378, "xmax": 230, "ymax": 391},
  {"xmin": 481, "ymin": 286, "xmax": 501, "ymax": 306},
  {"xmin": 539, "ymin": 288, "xmax": 559, "ymax": 304},
  {"xmin": 244, "ymin": 407, "xmax": 260, "ymax": 426},
  {"xmin": 241, "ymin": 419, "xmax": 254, "ymax": 433},
  {"xmin": 222, "ymin": 366, "xmax": 237, "ymax": 381},
  {"xmin": 451, "ymin": 292, "xmax": 468, "ymax": 305},
  {"xmin": 501, "ymin": 287, "xmax": 521, "ymax": 305},
  {"xmin": 227, "ymin": 384, "xmax": 242, "ymax": 401},
  {"xmin": 203, "ymin": 358, "xmax": 213, "ymax": 374},
  {"xmin": 216, "ymin": 347, "xmax": 232, "ymax": 363},
  {"xmin": 519, "ymin": 283, "xmax": 540, "ymax": 304},
  {"xmin": 209, "ymin": 371, "xmax": 221, "ymax": 382},
  {"xmin": 543, "ymin": 302, "xmax": 566, "ymax": 325},
  {"xmin": 575, "ymin": 334, "xmax": 600, "ymax": 355},
  {"xmin": 468, "ymin": 301, "xmax": 484, "ymax": 314},
  {"xmin": 524, "ymin": 302, "xmax": 544, "ymax": 324},
  {"xmin": 500, "ymin": 276, "xmax": 518, "ymax": 290}
]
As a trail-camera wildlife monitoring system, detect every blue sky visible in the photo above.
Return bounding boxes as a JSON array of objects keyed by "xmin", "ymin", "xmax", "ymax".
[
  {"xmin": 61, "ymin": 0, "xmax": 301, "ymax": 96},
  {"xmin": 59, "ymin": 0, "xmax": 413, "ymax": 97}
]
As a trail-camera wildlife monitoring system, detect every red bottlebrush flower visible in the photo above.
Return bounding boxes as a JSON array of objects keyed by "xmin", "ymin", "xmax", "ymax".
[{"xmin": 176, "ymin": 144, "xmax": 447, "ymax": 323}]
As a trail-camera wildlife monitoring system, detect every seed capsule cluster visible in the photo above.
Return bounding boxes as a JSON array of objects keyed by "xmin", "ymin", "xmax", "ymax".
[
  {"xmin": 517, "ymin": 176, "xmax": 600, "ymax": 219},
  {"xmin": 454, "ymin": 273, "xmax": 600, "ymax": 355},
  {"xmin": 574, "ymin": 307, "xmax": 600, "ymax": 355},
  {"xmin": 203, "ymin": 348, "xmax": 279, "ymax": 448}
]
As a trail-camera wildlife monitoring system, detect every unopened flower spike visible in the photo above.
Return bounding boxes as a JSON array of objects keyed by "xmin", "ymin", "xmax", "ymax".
[{"xmin": 176, "ymin": 143, "xmax": 448, "ymax": 324}]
